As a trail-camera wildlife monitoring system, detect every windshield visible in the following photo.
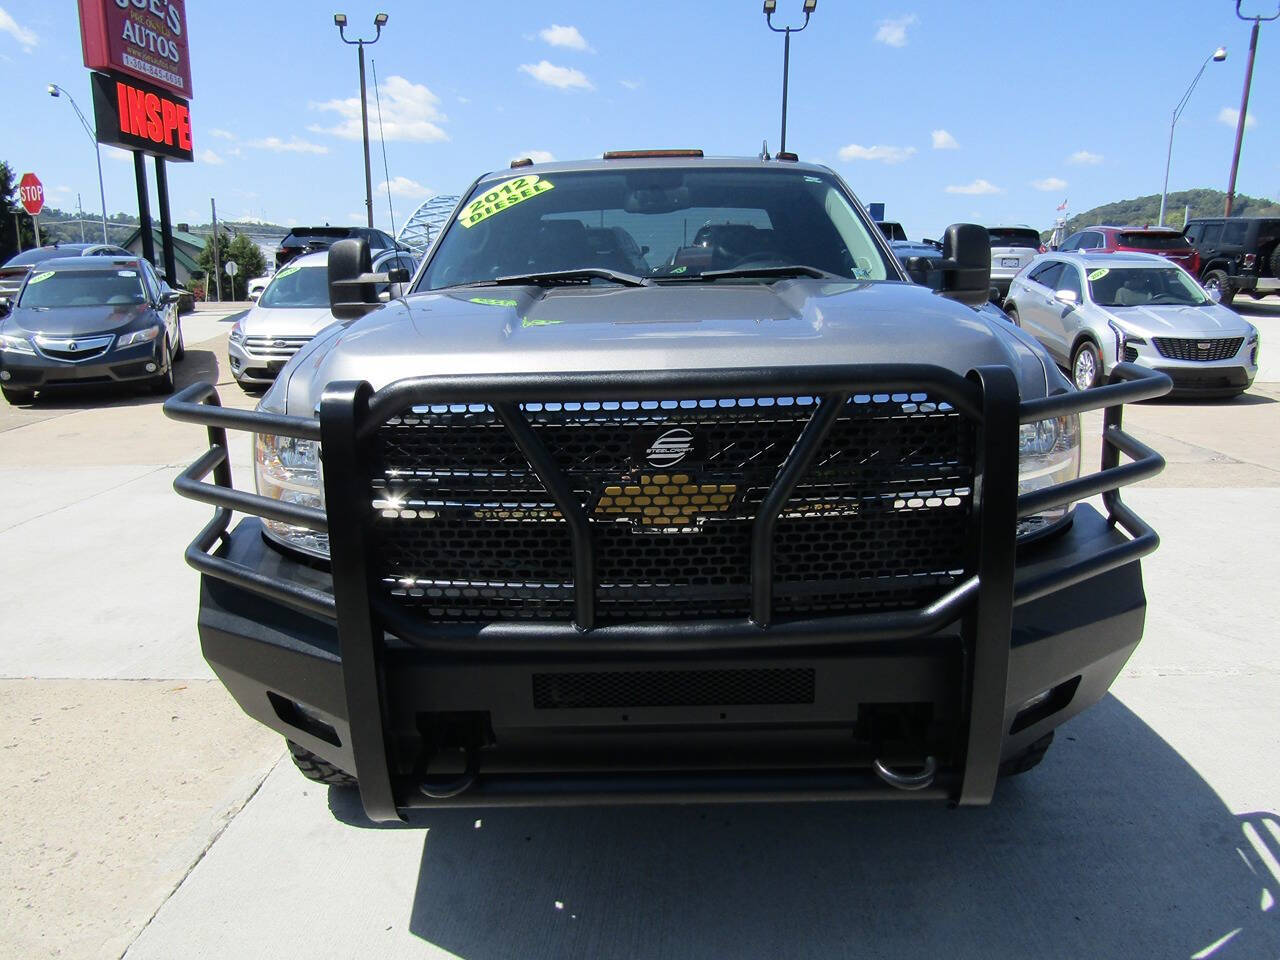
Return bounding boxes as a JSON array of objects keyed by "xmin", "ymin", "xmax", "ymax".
[
  {"xmin": 418, "ymin": 167, "xmax": 895, "ymax": 289},
  {"xmin": 988, "ymin": 229, "xmax": 1041, "ymax": 249},
  {"xmin": 259, "ymin": 264, "xmax": 330, "ymax": 307},
  {"xmin": 17, "ymin": 268, "xmax": 146, "ymax": 308},
  {"xmin": 1117, "ymin": 232, "xmax": 1190, "ymax": 250},
  {"xmin": 1088, "ymin": 266, "xmax": 1209, "ymax": 307}
]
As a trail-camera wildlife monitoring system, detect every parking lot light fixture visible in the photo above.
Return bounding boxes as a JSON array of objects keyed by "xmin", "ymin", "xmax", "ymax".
[
  {"xmin": 763, "ymin": 1, "xmax": 817, "ymax": 154},
  {"xmin": 334, "ymin": 13, "xmax": 388, "ymax": 229},
  {"xmin": 1158, "ymin": 46, "xmax": 1227, "ymax": 227},
  {"xmin": 374, "ymin": 13, "xmax": 388, "ymax": 27},
  {"xmin": 47, "ymin": 82, "xmax": 109, "ymax": 245}
]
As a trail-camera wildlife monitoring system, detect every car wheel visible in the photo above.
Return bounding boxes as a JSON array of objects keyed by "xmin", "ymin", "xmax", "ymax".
[
  {"xmin": 1005, "ymin": 305, "xmax": 1021, "ymax": 327},
  {"xmin": 1202, "ymin": 269, "xmax": 1236, "ymax": 306},
  {"xmin": 287, "ymin": 740, "xmax": 356, "ymax": 786},
  {"xmin": 1072, "ymin": 340, "xmax": 1102, "ymax": 391},
  {"xmin": 151, "ymin": 338, "xmax": 175, "ymax": 395},
  {"xmin": 1, "ymin": 385, "xmax": 35, "ymax": 405},
  {"xmin": 173, "ymin": 320, "xmax": 185, "ymax": 361}
]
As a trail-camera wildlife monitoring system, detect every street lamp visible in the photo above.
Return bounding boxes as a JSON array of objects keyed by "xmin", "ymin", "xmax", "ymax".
[
  {"xmin": 1225, "ymin": 1, "xmax": 1279, "ymax": 216},
  {"xmin": 334, "ymin": 12, "xmax": 388, "ymax": 229},
  {"xmin": 48, "ymin": 83, "xmax": 110, "ymax": 244},
  {"xmin": 763, "ymin": 0, "xmax": 817, "ymax": 154},
  {"xmin": 1158, "ymin": 46, "xmax": 1226, "ymax": 226}
]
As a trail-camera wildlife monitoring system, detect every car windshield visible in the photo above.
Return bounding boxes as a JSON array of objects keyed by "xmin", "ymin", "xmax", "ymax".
[
  {"xmin": 259, "ymin": 264, "xmax": 330, "ymax": 307},
  {"xmin": 989, "ymin": 229, "xmax": 1041, "ymax": 249},
  {"xmin": 17, "ymin": 268, "xmax": 146, "ymax": 308},
  {"xmin": 1088, "ymin": 266, "xmax": 1209, "ymax": 307},
  {"xmin": 418, "ymin": 167, "xmax": 895, "ymax": 289},
  {"xmin": 1117, "ymin": 232, "xmax": 1190, "ymax": 250}
]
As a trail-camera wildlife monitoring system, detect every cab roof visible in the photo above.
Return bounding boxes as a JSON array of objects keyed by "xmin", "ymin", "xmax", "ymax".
[{"xmin": 477, "ymin": 154, "xmax": 832, "ymax": 185}]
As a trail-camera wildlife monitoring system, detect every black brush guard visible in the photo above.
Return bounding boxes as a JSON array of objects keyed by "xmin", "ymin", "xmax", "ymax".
[{"xmin": 165, "ymin": 363, "xmax": 1169, "ymax": 821}]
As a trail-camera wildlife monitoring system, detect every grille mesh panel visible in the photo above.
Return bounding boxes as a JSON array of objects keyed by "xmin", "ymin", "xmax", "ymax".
[
  {"xmin": 532, "ymin": 668, "xmax": 816, "ymax": 709},
  {"xmin": 1152, "ymin": 336, "xmax": 1242, "ymax": 362},
  {"xmin": 375, "ymin": 392, "xmax": 975, "ymax": 624}
]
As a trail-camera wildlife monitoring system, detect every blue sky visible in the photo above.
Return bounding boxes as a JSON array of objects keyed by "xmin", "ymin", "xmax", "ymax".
[{"xmin": 1, "ymin": 0, "xmax": 1276, "ymax": 240}]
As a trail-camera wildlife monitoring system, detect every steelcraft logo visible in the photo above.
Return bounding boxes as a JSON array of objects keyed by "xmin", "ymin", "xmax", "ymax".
[{"xmin": 643, "ymin": 428, "xmax": 696, "ymax": 468}]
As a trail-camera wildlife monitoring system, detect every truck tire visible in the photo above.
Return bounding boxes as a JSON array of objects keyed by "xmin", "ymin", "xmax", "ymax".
[
  {"xmin": 1000, "ymin": 731, "xmax": 1054, "ymax": 777},
  {"xmin": 1202, "ymin": 269, "xmax": 1236, "ymax": 306},
  {"xmin": 287, "ymin": 740, "xmax": 357, "ymax": 786}
]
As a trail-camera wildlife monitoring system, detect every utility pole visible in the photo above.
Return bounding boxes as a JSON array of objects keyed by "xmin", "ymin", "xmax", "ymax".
[
  {"xmin": 211, "ymin": 198, "xmax": 222, "ymax": 303},
  {"xmin": 1225, "ymin": 2, "xmax": 1278, "ymax": 215},
  {"xmin": 77, "ymin": 193, "xmax": 85, "ymax": 242}
]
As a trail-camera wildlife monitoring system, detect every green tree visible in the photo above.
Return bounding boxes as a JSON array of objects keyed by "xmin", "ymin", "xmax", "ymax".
[
  {"xmin": 196, "ymin": 229, "xmax": 267, "ymax": 300},
  {"xmin": 0, "ymin": 161, "xmax": 37, "ymax": 263}
]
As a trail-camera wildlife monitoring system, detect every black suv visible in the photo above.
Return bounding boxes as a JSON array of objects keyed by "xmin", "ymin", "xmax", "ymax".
[
  {"xmin": 275, "ymin": 226, "xmax": 402, "ymax": 269},
  {"xmin": 1183, "ymin": 217, "xmax": 1280, "ymax": 306}
]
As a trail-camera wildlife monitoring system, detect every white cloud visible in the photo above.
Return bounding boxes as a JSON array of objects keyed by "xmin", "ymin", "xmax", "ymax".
[
  {"xmin": 104, "ymin": 147, "xmax": 133, "ymax": 163},
  {"xmin": 511, "ymin": 150, "xmax": 556, "ymax": 164},
  {"xmin": 457, "ymin": 96, "xmax": 471, "ymax": 104},
  {"xmin": 619, "ymin": 79, "xmax": 641, "ymax": 91},
  {"xmin": 346, "ymin": 212, "xmax": 365, "ymax": 224},
  {"xmin": 945, "ymin": 179, "xmax": 1003, "ymax": 195},
  {"xmin": 378, "ymin": 176, "xmax": 433, "ymax": 199},
  {"xmin": 199, "ymin": 149, "xmax": 225, "ymax": 165},
  {"xmin": 838, "ymin": 143, "xmax": 917, "ymax": 164},
  {"xmin": 539, "ymin": 24, "xmax": 591, "ymax": 51},
  {"xmin": 1031, "ymin": 177, "xmax": 1068, "ymax": 192},
  {"xmin": 0, "ymin": 6, "xmax": 38, "ymax": 52},
  {"xmin": 210, "ymin": 128, "xmax": 236, "ymax": 140},
  {"xmin": 875, "ymin": 14, "xmax": 918, "ymax": 48},
  {"xmin": 310, "ymin": 75, "xmax": 448, "ymax": 142},
  {"xmin": 1067, "ymin": 150, "xmax": 1103, "ymax": 165},
  {"xmin": 519, "ymin": 60, "xmax": 593, "ymax": 91},
  {"xmin": 248, "ymin": 136, "xmax": 328, "ymax": 154},
  {"xmin": 931, "ymin": 129, "xmax": 958, "ymax": 150},
  {"xmin": 1218, "ymin": 106, "xmax": 1257, "ymax": 130}
]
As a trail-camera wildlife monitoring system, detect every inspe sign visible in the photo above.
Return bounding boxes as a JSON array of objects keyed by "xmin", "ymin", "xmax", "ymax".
[
  {"xmin": 78, "ymin": 0, "xmax": 192, "ymax": 100},
  {"xmin": 89, "ymin": 71, "xmax": 193, "ymax": 162}
]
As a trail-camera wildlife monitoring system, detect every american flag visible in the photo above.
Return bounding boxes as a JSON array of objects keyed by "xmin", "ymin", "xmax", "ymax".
[{"xmin": 1056, "ymin": 199, "xmax": 1068, "ymax": 211}]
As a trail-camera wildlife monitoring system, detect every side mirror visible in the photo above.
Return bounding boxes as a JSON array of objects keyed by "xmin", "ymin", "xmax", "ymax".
[
  {"xmin": 248, "ymin": 289, "xmax": 261, "ymax": 302},
  {"xmin": 640, "ymin": 245, "xmax": 650, "ymax": 256},
  {"xmin": 1206, "ymin": 286, "xmax": 1222, "ymax": 304},
  {"xmin": 0, "ymin": 297, "xmax": 10, "ymax": 317},
  {"xmin": 936, "ymin": 223, "xmax": 992, "ymax": 307},
  {"xmin": 328, "ymin": 238, "xmax": 377, "ymax": 319},
  {"xmin": 904, "ymin": 256, "xmax": 941, "ymax": 290},
  {"xmin": 162, "ymin": 290, "xmax": 181, "ymax": 305},
  {"xmin": 1053, "ymin": 289, "xmax": 1078, "ymax": 307}
]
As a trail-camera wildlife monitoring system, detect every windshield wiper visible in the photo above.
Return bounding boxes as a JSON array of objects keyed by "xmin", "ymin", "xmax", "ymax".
[
  {"xmin": 465, "ymin": 268, "xmax": 651, "ymax": 288},
  {"xmin": 674, "ymin": 264, "xmax": 845, "ymax": 282}
]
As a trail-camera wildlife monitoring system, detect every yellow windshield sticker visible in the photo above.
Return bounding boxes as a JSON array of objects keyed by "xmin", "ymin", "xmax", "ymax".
[
  {"xmin": 274, "ymin": 265, "xmax": 301, "ymax": 280},
  {"xmin": 460, "ymin": 176, "xmax": 555, "ymax": 228},
  {"xmin": 521, "ymin": 317, "xmax": 563, "ymax": 328},
  {"xmin": 1088, "ymin": 268, "xmax": 1109, "ymax": 281},
  {"xmin": 26, "ymin": 271, "xmax": 54, "ymax": 285},
  {"xmin": 469, "ymin": 297, "xmax": 518, "ymax": 307}
]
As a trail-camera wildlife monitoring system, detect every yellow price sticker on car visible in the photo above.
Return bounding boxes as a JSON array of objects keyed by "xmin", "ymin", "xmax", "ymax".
[
  {"xmin": 274, "ymin": 265, "xmax": 301, "ymax": 280},
  {"xmin": 521, "ymin": 316, "xmax": 563, "ymax": 328},
  {"xmin": 1088, "ymin": 268, "xmax": 1109, "ymax": 281},
  {"xmin": 469, "ymin": 297, "xmax": 518, "ymax": 307},
  {"xmin": 26, "ymin": 271, "xmax": 54, "ymax": 284},
  {"xmin": 460, "ymin": 176, "xmax": 554, "ymax": 228}
]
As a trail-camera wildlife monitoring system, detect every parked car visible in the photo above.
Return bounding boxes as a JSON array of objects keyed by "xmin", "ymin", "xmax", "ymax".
[
  {"xmin": 1056, "ymin": 225, "xmax": 1200, "ymax": 276},
  {"xmin": 229, "ymin": 248, "xmax": 417, "ymax": 391},
  {"xmin": 0, "ymin": 256, "xmax": 184, "ymax": 403},
  {"xmin": 275, "ymin": 226, "xmax": 404, "ymax": 269},
  {"xmin": 0, "ymin": 243, "xmax": 133, "ymax": 299},
  {"xmin": 164, "ymin": 152, "xmax": 1169, "ymax": 819},
  {"xmin": 987, "ymin": 226, "xmax": 1045, "ymax": 296},
  {"xmin": 1004, "ymin": 251, "xmax": 1258, "ymax": 397},
  {"xmin": 1183, "ymin": 216, "xmax": 1280, "ymax": 306},
  {"xmin": 246, "ymin": 276, "xmax": 270, "ymax": 301}
]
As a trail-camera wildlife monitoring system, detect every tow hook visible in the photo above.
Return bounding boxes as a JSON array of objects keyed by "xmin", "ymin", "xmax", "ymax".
[
  {"xmin": 873, "ymin": 756, "xmax": 937, "ymax": 791},
  {"xmin": 419, "ymin": 746, "xmax": 480, "ymax": 799}
]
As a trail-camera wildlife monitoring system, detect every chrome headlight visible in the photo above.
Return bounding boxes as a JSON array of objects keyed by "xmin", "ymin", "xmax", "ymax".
[
  {"xmin": 116, "ymin": 325, "xmax": 161, "ymax": 348},
  {"xmin": 1018, "ymin": 413, "xmax": 1080, "ymax": 539},
  {"xmin": 0, "ymin": 332, "xmax": 35, "ymax": 355},
  {"xmin": 229, "ymin": 321, "xmax": 245, "ymax": 344},
  {"xmin": 254, "ymin": 433, "xmax": 328, "ymax": 557}
]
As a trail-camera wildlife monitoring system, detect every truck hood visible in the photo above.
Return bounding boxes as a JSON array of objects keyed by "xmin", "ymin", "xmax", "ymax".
[{"xmin": 277, "ymin": 279, "xmax": 1054, "ymax": 414}]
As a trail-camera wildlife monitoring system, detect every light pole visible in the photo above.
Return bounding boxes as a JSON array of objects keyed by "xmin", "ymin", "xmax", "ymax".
[
  {"xmin": 763, "ymin": 0, "xmax": 817, "ymax": 154},
  {"xmin": 1225, "ymin": 1, "xmax": 1279, "ymax": 216},
  {"xmin": 1158, "ymin": 46, "xmax": 1227, "ymax": 226},
  {"xmin": 48, "ymin": 83, "xmax": 109, "ymax": 244},
  {"xmin": 334, "ymin": 12, "xmax": 388, "ymax": 229}
]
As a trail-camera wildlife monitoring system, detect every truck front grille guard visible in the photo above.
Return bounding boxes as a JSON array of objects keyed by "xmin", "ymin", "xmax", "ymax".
[{"xmin": 164, "ymin": 362, "xmax": 1170, "ymax": 820}]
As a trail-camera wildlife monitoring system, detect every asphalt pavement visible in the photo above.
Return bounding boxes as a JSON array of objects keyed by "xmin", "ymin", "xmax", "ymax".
[{"xmin": 2, "ymin": 299, "xmax": 1279, "ymax": 959}]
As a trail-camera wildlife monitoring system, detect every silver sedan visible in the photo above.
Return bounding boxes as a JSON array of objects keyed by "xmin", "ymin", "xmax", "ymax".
[{"xmin": 1004, "ymin": 251, "xmax": 1259, "ymax": 398}]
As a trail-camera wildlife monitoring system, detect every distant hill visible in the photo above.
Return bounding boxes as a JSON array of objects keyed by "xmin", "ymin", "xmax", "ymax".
[
  {"xmin": 31, "ymin": 206, "xmax": 289, "ymax": 246},
  {"xmin": 1054, "ymin": 189, "xmax": 1280, "ymax": 238}
]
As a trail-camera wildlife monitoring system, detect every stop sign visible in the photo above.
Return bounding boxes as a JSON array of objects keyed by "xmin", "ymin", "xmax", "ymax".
[{"xmin": 18, "ymin": 172, "xmax": 44, "ymax": 216}]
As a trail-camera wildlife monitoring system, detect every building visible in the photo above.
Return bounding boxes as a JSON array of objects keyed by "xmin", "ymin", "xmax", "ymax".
[{"xmin": 121, "ymin": 225, "xmax": 207, "ymax": 288}]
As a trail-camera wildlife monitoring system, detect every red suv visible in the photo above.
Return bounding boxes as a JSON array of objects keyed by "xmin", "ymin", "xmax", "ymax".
[{"xmin": 1056, "ymin": 225, "xmax": 1200, "ymax": 275}]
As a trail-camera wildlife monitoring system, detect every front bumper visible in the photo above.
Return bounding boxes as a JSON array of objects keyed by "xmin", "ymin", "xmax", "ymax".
[
  {"xmin": 228, "ymin": 337, "xmax": 310, "ymax": 386},
  {"xmin": 0, "ymin": 340, "xmax": 164, "ymax": 389},
  {"xmin": 164, "ymin": 363, "xmax": 1170, "ymax": 820},
  {"xmin": 1107, "ymin": 338, "xmax": 1257, "ymax": 397}
]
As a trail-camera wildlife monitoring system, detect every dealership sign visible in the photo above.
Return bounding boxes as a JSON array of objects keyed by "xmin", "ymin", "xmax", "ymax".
[
  {"xmin": 90, "ymin": 71, "xmax": 194, "ymax": 162},
  {"xmin": 78, "ymin": 0, "xmax": 192, "ymax": 100}
]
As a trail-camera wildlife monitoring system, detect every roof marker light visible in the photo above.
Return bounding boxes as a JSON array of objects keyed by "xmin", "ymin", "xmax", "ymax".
[{"xmin": 602, "ymin": 149, "xmax": 704, "ymax": 159}]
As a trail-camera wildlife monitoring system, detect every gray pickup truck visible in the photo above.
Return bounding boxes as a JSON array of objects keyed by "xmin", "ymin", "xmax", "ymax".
[{"xmin": 166, "ymin": 153, "xmax": 1169, "ymax": 822}]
